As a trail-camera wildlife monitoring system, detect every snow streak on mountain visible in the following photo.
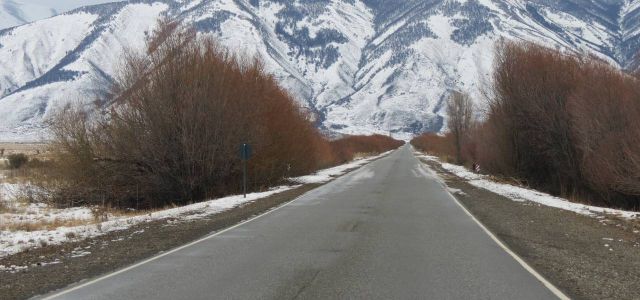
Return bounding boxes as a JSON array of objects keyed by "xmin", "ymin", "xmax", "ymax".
[{"xmin": 1, "ymin": 0, "xmax": 640, "ymax": 140}]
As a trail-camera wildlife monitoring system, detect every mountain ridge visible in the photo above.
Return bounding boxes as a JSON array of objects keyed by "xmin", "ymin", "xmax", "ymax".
[{"xmin": 1, "ymin": 0, "xmax": 640, "ymax": 141}]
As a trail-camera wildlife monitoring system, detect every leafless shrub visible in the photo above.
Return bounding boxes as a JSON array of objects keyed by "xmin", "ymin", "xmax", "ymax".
[
  {"xmin": 446, "ymin": 91, "xmax": 474, "ymax": 164},
  {"xmin": 410, "ymin": 133, "xmax": 456, "ymax": 163},
  {"xmin": 474, "ymin": 41, "xmax": 640, "ymax": 209},
  {"xmin": 569, "ymin": 59, "xmax": 640, "ymax": 208},
  {"xmin": 7, "ymin": 153, "xmax": 28, "ymax": 169},
  {"xmin": 44, "ymin": 21, "xmax": 403, "ymax": 209},
  {"xmin": 330, "ymin": 135, "xmax": 404, "ymax": 164},
  {"xmin": 46, "ymin": 21, "xmax": 331, "ymax": 208}
]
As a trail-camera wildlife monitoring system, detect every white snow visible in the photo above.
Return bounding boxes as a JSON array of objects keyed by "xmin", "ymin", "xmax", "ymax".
[
  {"xmin": 0, "ymin": 12, "xmax": 98, "ymax": 97},
  {"xmin": 291, "ymin": 151, "xmax": 390, "ymax": 184},
  {"xmin": 0, "ymin": 151, "xmax": 389, "ymax": 258},
  {"xmin": 0, "ymin": 187, "xmax": 292, "ymax": 258},
  {"xmin": 418, "ymin": 154, "xmax": 640, "ymax": 220},
  {"xmin": 1, "ymin": 0, "xmax": 636, "ymax": 141},
  {"xmin": 448, "ymin": 187, "xmax": 467, "ymax": 196}
]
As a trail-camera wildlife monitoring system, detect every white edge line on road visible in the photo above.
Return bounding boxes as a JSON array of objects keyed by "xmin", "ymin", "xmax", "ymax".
[
  {"xmin": 446, "ymin": 191, "xmax": 570, "ymax": 300},
  {"xmin": 419, "ymin": 161, "xmax": 571, "ymax": 300},
  {"xmin": 42, "ymin": 203, "xmax": 297, "ymax": 299},
  {"xmin": 41, "ymin": 152, "xmax": 389, "ymax": 300},
  {"xmin": 41, "ymin": 192, "xmax": 307, "ymax": 299}
]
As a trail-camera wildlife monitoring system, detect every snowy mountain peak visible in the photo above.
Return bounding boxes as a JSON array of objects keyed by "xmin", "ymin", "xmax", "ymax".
[{"xmin": 1, "ymin": 0, "xmax": 640, "ymax": 141}]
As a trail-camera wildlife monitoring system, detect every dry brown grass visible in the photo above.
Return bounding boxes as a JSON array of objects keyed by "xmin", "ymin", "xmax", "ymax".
[
  {"xmin": 330, "ymin": 135, "xmax": 404, "ymax": 164},
  {"xmin": 94, "ymin": 205, "xmax": 168, "ymax": 219},
  {"xmin": 0, "ymin": 143, "xmax": 51, "ymax": 158},
  {"xmin": 411, "ymin": 133, "xmax": 458, "ymax": 163},
  {"xmin": 0, "ymin": 181, "xmax": 5, "ymax": 209},
  {"xmin": 0, "ymin": 204, "xmax": 174, "ymax": 233},
  {"xmin": 352, "ymin": 152, "xmax": 375, "ymax": 159},
  {"xmin": 0, "ymin": 218, "xmax": 95, "ymax": 232},
  {"xmin": 485, "ymin": 174, "xmax": 528, "ymax": 187},
  {"xmin": 2, "ymin": 170, "xmax": 34, "ymax": 184}
]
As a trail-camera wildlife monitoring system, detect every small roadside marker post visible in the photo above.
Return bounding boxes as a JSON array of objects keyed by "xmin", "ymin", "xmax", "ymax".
[{"xmin": 240, "ymin": 143, "xmax": 252, "ymax": 198}]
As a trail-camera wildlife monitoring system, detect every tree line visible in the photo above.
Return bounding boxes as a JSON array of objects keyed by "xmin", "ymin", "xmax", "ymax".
[
  {"xmin": 38, "ymin": 21, "xmax": 403, "ymax": 209},
  {"xmin": 413, "ymin": 42, "xmax": 640, "ymax": 210}
]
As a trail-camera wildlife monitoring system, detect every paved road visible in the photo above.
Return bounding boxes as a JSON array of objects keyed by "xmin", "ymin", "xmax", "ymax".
[{"xmin": 45, "ymin": 145, "xmax": 561, "ymax": 299}]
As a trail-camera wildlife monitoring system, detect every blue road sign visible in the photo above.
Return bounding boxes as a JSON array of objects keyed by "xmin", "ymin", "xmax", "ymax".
[
  {"xmin": 240, "ymin": 143, "xmax": 252, "ymax": 198},
  {"xmin": 240, "ymin": 143, "xmax": 252, "ymax": 160}
]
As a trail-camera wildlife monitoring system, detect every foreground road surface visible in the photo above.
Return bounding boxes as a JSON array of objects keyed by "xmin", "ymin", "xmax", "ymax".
[{"xmin": 44, "ymin": 145, "xmax": 562, "ymax": 299}]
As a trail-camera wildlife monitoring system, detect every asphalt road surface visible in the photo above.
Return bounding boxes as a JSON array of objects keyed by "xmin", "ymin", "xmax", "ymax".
[{"xmin": 43, "ymin": 145, "xmax": 562, "ymax": 300}]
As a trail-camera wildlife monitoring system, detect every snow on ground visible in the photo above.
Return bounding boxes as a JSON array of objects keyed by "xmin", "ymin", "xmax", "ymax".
[
  {"xmin": 292, "ymin": 151, "xmax": 391, "ymax": 184},
  {"xmin": 418, "ymin": 154, "xmax": 640, "ymax": 220},
  {"xmin": 1, "ymin": 182, "xmax": 95, "ymax": 227},
  {"xmin": 447, "ymin": 187, "xmax": 467, "ymax": 197},
  {"xmin": 0, "ymin": 152, "xmax": 388, "ymax": 258}
]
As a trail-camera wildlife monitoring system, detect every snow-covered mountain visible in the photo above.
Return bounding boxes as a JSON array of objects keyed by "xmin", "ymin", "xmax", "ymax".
[
  {"xmin": 1, "ymin": 0, "xmax": 640, "ymax": 141},
  {"xmin": 0, "ymin": 0, "xmax": 118, "ymax": 30}
]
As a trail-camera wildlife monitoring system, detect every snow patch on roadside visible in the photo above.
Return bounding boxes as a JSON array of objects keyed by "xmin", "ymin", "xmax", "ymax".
[
  {"xmin": 448, "ymin": 187, "xmax": 467, "ymax": 196},
  {"xmin": 419, "ymin": 155, "xmax": 640, "ymax": 220},
  {"xmin": 291, "ymin": 151, "xmax": 390, "ymax": 184},
  {"xmin": 0, "ymin": 186, "xmax": 295, "ymax": 258}
]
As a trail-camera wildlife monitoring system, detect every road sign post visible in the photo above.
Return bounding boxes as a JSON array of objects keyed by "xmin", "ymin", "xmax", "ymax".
[{"xmin": 240, "ymin": 143, "xmax": 252, "ymax": 198}]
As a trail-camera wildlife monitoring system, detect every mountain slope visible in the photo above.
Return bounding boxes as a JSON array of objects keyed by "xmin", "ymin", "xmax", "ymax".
[{"xmin": 1, "ymin": 0, "xmax": 640, "ymax": 141}]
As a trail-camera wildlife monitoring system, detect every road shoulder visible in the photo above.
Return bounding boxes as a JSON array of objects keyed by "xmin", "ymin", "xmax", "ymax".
[
  {"xmin": 421, "ymin": 158, "xmax": 640, "ymax": 300},
  {"xmin": 0, "ymin": 154, "xmax": 389, "ymax": 300},
  {"xmin": 0, "ymin": 184, "xmax": 324, "ymax": 300}
]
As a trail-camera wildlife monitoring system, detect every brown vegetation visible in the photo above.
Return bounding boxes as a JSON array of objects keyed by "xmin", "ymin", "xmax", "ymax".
[
  {"xmin": 0, "ymin": 218, "xmax": 93, "ymax": 232},
  {"xmin": 414, "ymin": 42, "xmax": 640, "ymax": 210},
  {"xmin": 482, "ymin": 42, "xmax": 640, "ymax": 209},
  {"xmin": 446, "ymin": 91, "xmax": 474, "ymax": 164},
  {"xmin": 411, "ymin": 91, "xmax": 475, "ymax": 165},
  {"xmin": 7, "ymin": 153, "xmax": 28, "ymax": 169},
  {"xmin": 330, "ymin": 135, "xmax": 404, "ymax": 164},
  {"xmin": 0, "ymin": 143, "xmax": 48, "ymax": 158},
  {"xmin": 41, "ymin": 22, "xmax": 402, "ymax": 210},
  {"xmin": 410, "ymin": 133, "xmax": 456, "ymax": 162},
  {"xmin": 568, "ymin": 60, "xmax": 640, "ymax": 207}
]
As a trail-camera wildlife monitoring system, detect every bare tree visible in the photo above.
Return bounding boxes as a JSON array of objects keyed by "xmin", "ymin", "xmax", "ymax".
[
  {"xmin": 46, "ymin": 22, "xmax": 328, "ymax": 208},
  {"xmin": 477, "ymin": 41, "xmax": 640, "ymax": 209},
  {"xmin": 447, "ymin": 91, "xmax": 474, "ymax": 164},
  {"xmin": 44, "ymin": 21, "xmax": 404, "ymax": 210}
]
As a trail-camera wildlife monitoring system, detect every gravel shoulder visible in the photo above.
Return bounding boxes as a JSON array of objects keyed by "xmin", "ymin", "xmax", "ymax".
[{"xmin": 422, "ymin": 158, "xmax": 640, "ymax": 300}]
